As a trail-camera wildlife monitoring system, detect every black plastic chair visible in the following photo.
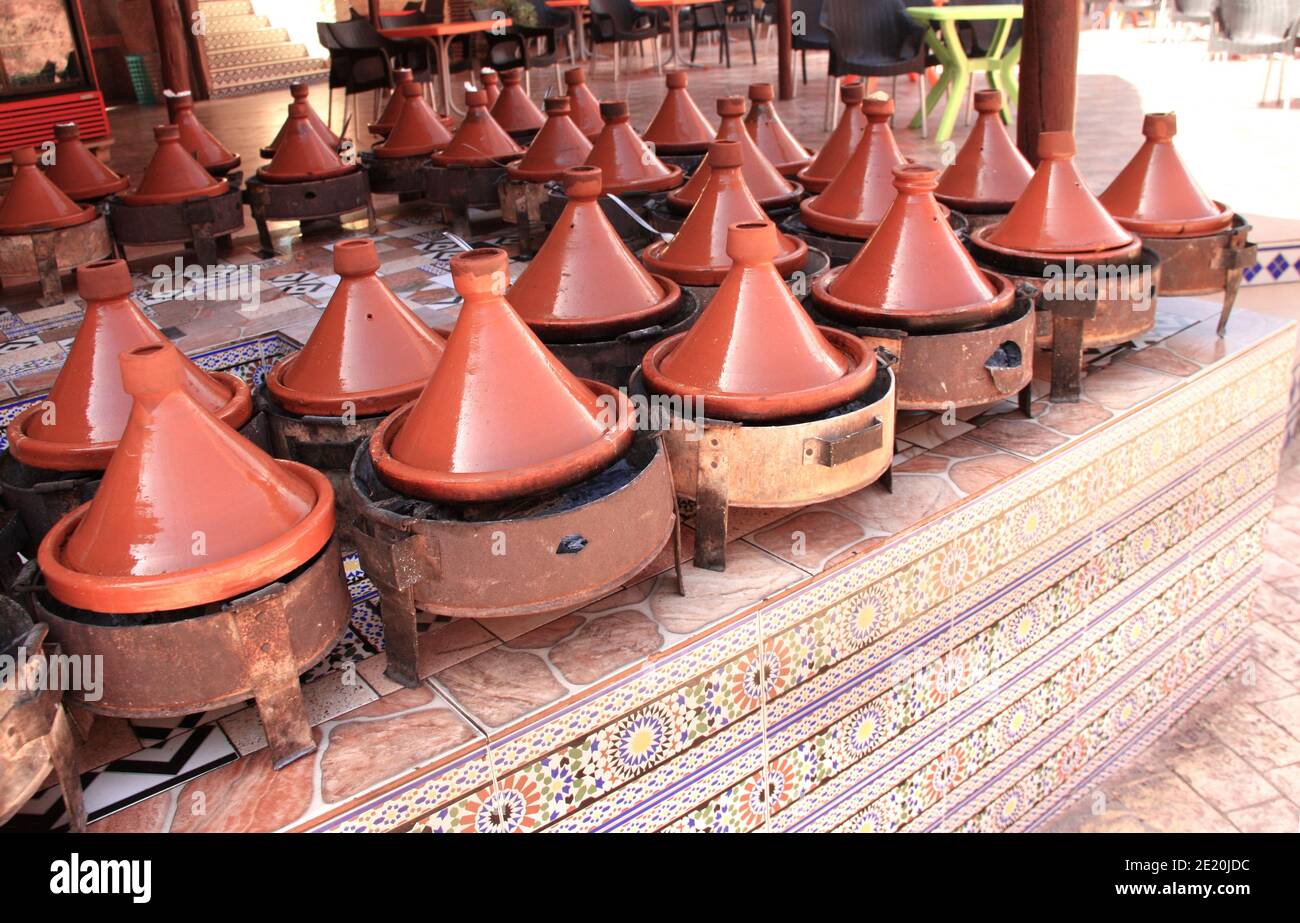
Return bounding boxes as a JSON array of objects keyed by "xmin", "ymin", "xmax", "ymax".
[
  {"xmin": 821, "ymin": 0, "xmax": 932, "ymax": 133},
  {"xmin": 689, "ymin": 3, "xmax": 734, "ymax": 66},
  {"xmin": 792, "ymin": 0, "xmax": 834, "ymax": 86},
  {"xmin": 1170, "ymin": 0, "xmax": 1215, "ymax": 26},
  {"xmin": 527, "ymin": 0, "xmax": 577, "ymax": 60},
  {"xmin": 1210, "ymin": 0, "xmax": 1300, "ymax": 105},
  {"xmin": 319, "ymin": 20, "xmax": 401, "ymax": 134},
  {"xmin": 589, "ymin": 0, "xmax": 662, "ymax": 78},
  {"xmin": 469, "ymin": 9, "xmax": 566, "ymax": 92}
]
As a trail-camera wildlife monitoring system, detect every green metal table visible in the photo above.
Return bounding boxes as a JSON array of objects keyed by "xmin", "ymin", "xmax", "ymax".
[{"xmin": 906, "ymin": 4, "xmax": 1023, "ymax": 143}]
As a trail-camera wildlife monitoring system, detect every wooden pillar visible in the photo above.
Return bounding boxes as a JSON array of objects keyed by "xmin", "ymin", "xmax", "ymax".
[
  {"xmin": 777, "ymin": 0, "xmax": 794, "ymax": 100},
  {"xmin": 369, "ymin": 0, "xmax": 381, "ymax": 26},
  {"xmin": 1016, "ymin": 0, "xmax": 1080, "ymax": 167},
  {"xmin": 150, "ymin": 0, "xmax": 193, "ymax": 94}
]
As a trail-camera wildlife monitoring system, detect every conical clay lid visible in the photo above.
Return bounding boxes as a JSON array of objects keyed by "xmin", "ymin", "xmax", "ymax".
[
  {"xmin": 800, "ymin": 96, "xmax": 907, "ymax": 239},
  {"xmin": 37, "ymin": 342, "xmax": 334, "ymax": 614},
  {"xmin": 118, "ymin": 125, "xmax": 230, "ymax": 207},
  {"xmin": 564, "ymin": 67, "xmax": 605, "ymax": 139},
  {"xmin": 266, "ymin": 239, "xmax": 445, "ymax": 416},
  {"xmin": 43, "ymin": 123, "xmax": 129, "ymax": 201},
  {"xmin": 1098, "ymin": 112, "xmax": 1232, "ymax": 237},
  {"xmin": 369, "ymin": 69, "xmax": 414, "ymax": 137},
  {"xmin": 583, "ymin": 100, "xmax": 683, "ymax": 195},
  {"xmin": 643, "ymin": 140, "xmax": 807, "ymax": 286},
  {"xmin": 642, "ymin": 221, "xmax": 874, "ymax": 422},
  {"xmin": 744, "ymin": 83, "xmax": 812, "ymax": 177},
  {"xmin": 271, "ymin": 82, "xmax": 340, "ymax": 152},
  {"xmin": 167, "ymin": 92, "xmax": 240, "ymax": 175},
  {"xmin": 490, "ymin": 68, "xmax": 545, "ymax": 134},
  {"xmin": 668, "ymin": 96, "xmax": 798, "ymax": 212},
  {"xmin": 797, "ymin": 80, "xmax": 867, "ymax": 194},
  {"xmin": 641, "ymin": 70, "xmax": 715, "ymax": 154},
  {"xmin": 372, "ymin": 248, "xmax": 634, "ymax": 502},
  {"xmin": 934, "ymin": 90, "xmax": 1032, "ymax": 213},
  {"xmin": 505, "ymin": 97, "xmax": 593, "ymax": 182},
  {"xmin": 375, "ymin": 81, "xmax": 453, "ymax": 158},
  {"xmin": 508, "ymin": 166, "xmax": 680, "ymax": 339},
  {"xmin": 258, "ymin": 103, "xmax": 355, "ymax": 182},
  {"xmin": 813, "ymin": 165, "xmax": 1015, "ymax": 332},
  {"xmin": 983, "ymin": 131, "xmax": 1134, "ymax": 254},
  {"xmin": 6, "ymin": 259, "xmax": 252, "ymax": 471},
  {"xmin": 0, "ymin": 146, "xmax": 95, "ymax": 234},
  {"xmin": 430, "ymin": 90, "xmax": 524, "ymax": 167}
]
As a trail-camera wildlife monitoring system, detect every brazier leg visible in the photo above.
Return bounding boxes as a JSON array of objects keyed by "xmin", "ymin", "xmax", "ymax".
[
  {"xmin": 230, "ymin": 589, "xmax": 315, "ymax": 769},
  {"xmin": 693, "ymin": 429, "xmax": 730, "ymax": 571},
  {"xmin": 1050, "ymin": 315, "xmax": 1087, "ymax": 403}
]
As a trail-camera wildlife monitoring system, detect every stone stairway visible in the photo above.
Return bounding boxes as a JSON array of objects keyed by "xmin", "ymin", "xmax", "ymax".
[{"xmin": 197, "ymin": 0, "xmax": 328, "ymax": 98}]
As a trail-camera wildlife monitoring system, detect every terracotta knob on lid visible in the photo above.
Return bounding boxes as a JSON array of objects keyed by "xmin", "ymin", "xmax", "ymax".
[
  {"xmin": 75, "ymin": 258, "xmax": 133, "ymax": 301},
  {"xmin": 666, "ymin": 71, "xmax": 688, "ymax": 89},
  {"xmin": 0, "ymin": 146, "xmax": 97, "ymax": 234}
]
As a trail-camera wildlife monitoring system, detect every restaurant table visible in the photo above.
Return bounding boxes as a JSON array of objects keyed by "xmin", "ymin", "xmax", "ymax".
[
  {"xmin": 380, "ymin": 18, "xmax": 513, "ymax": 117},
  {"xmin": 637, "ymin": 0, "xmax": 700, "ymax": 68},
  {"xmin": 547, "ymin": 0, "xmax": 591, "ymax": 61},
  {"xmin": 905, "ymin": 4, "xmax": 1022, "ymax": 143}
]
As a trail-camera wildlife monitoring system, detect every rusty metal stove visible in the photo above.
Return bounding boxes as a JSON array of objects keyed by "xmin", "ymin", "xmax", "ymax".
[
  {"xmin": 347, "ymin": 432, "xmax": 682, "ymax": 688},
  {"xmin": 0, "ymin": 213, "xmax": 113, "ymax": 307},
  {"xmin": 21, "ymin": 536, "xmax": 350, "ymax": 770},
  {"xmin": 0, "ymin": 596, "xmax": 85, "ymax": 831},
  {"xmin": 361, "ymin": 151, "xmax": 429, "ymax": 202},
  {"xmin": 108, "ymin": 180, "xmax": 244, "ymax": 269},
  {"xmin": 243, "ymin": 170, "xmax": 374, "ymax": 256},
  {"xmin": 1139, "ymin": 213, "xmax": 1256, "ymax": 336},
  {"xmin": 423, "ymin": 162, "xmax": 513, "ymax": 240}
]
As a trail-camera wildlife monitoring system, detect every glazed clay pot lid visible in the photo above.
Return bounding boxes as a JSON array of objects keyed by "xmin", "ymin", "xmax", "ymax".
[
  {"xmin": 6, "ymin": 259, "xmax": 253, "ymax": 471},
  {"xmin": 264, "ymin": 239, "xmax": 445, "ymax": 417},
  {"xmin": 641, "ymin": 70, "xmax": 716, "ymax": 154},
  {"xmin": 980, "ymin": 130, "xmax": 1135, "ymax": 254},
  {"xmin": 814, "ymin": 264, "xmax": 1017, "ymax": 333},
  {"xmin": 489, "ymin": 68, "xmax": 546, "ymax": 134},
  {"xmin": 429, "ymin": 90, "xmax": 524, "ymax": 168},
  {"xmin": 0, "ymin": 147, "xmax": 96, "ymax": 234},
  {"xmin": 641, "ymin": 221, "xmax": 874, "ymax": 422},
  {"xmin": 744, "ymin": 83, "xmax": 814, "ymax": 176},
  {"xmin": 167, "ymin": 91, "xmax": 241, "ymax": 175},
  {"xmin": 119, "ymin": 125, "xmax": 229, "ymax": 206},
  {"xmin": 563, "ymin": 67, "xmax": 605, "ymax": 139},
  {"xmin": 796, "ymin": 81, "xmax": 867, "ymax": 194},
  {"xmin": 369, "ymin": 70, "xmax": 414, "ymax": 136},
  {"xmin": 43, "ymin": 123, "xmax": 129, "ymax": 200},
  {"xmin": 584, "ymin": 101, "xmax": 683, "ymax": 195},
  {"xmin": 933, "ymin": 90, "xmax": 1033, "ymax": 214},
  {"xmin": 37, "ymin": 343, "xmax": 334, "ymax": 614},
  {"xmin": 504, "ymin": 97, "xmax": 594, "ymax": 183},
  {"xmin": 374, "ymin": 82, "xmax": 453, "ymax": 158},
  {"xmin": 267, "ymin": 82, "xmax": 341, "ymax": 155},
  {"xmin": 508, "ymin": 166, "xmax": 682, "ymax": 338},
  {"xmin": 667, "ymin": 96, "xmax": 801, "ymax": 212},
  {"xmin": 370, "ymin": 248, "xmax": 635, "ymax": 503},
  {"xmin": 1098, "ymin": 112, "xmax": 1234, "ymax": 238},
  {"xmin": 258, "ymin": 103, "xmax": 356, "ymax": 183}
]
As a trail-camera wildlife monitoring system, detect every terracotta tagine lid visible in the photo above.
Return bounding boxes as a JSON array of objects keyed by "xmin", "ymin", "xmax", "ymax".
[
  {"xmin": 370, "ymin": 248, "xmax": 635, "ymax": 503},
  {"xmin": 980, "ymin": 131, "xmax": 1135, "ymax": 255},
  {"xmin": 430, "ymin": 90, "xmax": 524, "ymax": 167},
  {"xmin": 797, "ymin": 81, "xmax": 867, "ymax": 194},
  {"xmin": 1098, "ymin": 112, "xmax": 1233, "ymax": 238},
  {"xmin": 505, "ymin": 97, "xmax": 593, "ymax": 182},
  {"xmin": 641, "ymin": 70, "xmax": 715, "ymax": 155},
  {"xmin": 0, "ymin": 147, "xmax": 95, "ymax": 234},
  {"xmin": 490, "ymin": 68, "xmax": 545, "ymax": 135},
  {"xmin": 267, "ymin": 82, "xmax": 341, "ymax": 154},
  {"xmin": 583, "ymin": 100, "xmax": 683, "ymax": 196},
  {"xmin": 800, "ymin": 96, "xmax": 907, "ymax": 239},
  {"xmin": 509, "ymin": 166, "xmax": 681, "ymax": 340},
  {"xmin": 37, "ymin": 342, "xmax": 335, "ymax": 614},
  {"xmin": 265, "ymin": 239, "xmax": 445, "ymax": 417},
  {"xmin": 563, "ymin": 67, "xmax": 605, "ymax": 139},
  {"xmin": 258, "ymin": 103, "xmax": 356, "ymax": 183},
  {"xmin": 375, "ymin": 81, "xmax": 453, "ymax": 158},
  {"xmin": 642, "ymin": 140, "xmax": 807, "ymax": 286},
  {"xmin": 812, "ymin": 165, "xmax": 1016, "ymax": 333},
  {"xmin": 744, "ymin": 83, "xmax": 812, "ymax": 177},
  {"xmin": 667, "ymin": 96, "xmax": 799, "ymax": 212},
  {"xmin": 481, "ymin": 68, "xmax": 501, "ymax": 107},
  {"xmin": 42, "ymin": 123, "xmax": 129, "ymax": 201},
  {"xmin": 119, "ymin": 125, "xmax": 229, "ymax": 206},
  {"xmin": 369, "ymin": 69, "xmax": 414, "ymax": 137},
  {"xmin": 167, "ymin": 91, "xmax": 240, "ymax": 176},
  {"xmin": 6, "ymin": 259, "xmax": 252, "ymax": 472},
  {"xmin": 934, "ymin": 90, "xmax": 1032, "ymax": 214},
  {"xmin": 642, "ymin": 221, "xmax": 874, "ymax": 422}
]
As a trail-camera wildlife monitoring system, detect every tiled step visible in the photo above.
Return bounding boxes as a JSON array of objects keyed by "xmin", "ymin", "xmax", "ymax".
[
  {"xmin": 198, "ymin": 0, "xmax": 254, "ymax": 14},
  {"xmin": 202, "ymin": 13, "xmax": 270, "ymax": 33},
  {"xmin": 208, "ymin": 43, "xmax": 311, "ymax": 70},
  {"xmin": 201, "ymin": 26, "xmax": 289, "ymax": 51},
  {"xmin": 210, "ymin": 60, "xmax": 329, "ymax": 98}
]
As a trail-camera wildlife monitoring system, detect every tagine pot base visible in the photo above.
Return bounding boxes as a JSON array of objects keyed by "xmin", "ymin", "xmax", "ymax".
[{"xmin": 1131, "ymin": 212, "xmax": 1255, "ymax": 336}]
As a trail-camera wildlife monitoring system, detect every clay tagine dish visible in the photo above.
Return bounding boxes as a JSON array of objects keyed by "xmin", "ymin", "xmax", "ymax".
[
  {"xmin": 667, "ymin": 96, "xmax": 801, "ymax": 215},
  {"xmin": 1098, "ymin": 112, "xmax": 1254, "ymax": 335},
  {"xmin": 584, "ymin": 100, "xmax": 684, "ymax": 197},
  {"xmin": 635, "ymin": 221, "xmax": 894, "ymax": 570},
  {"xmin": 374, "ymin": 81, "xmax": 453, "ymax": 158},
  {"xmin": 167, "ymin": 91, "xmax": 241, "ymax": 176},
  {"xmin": 505, "ymin": 96, "xmax": 594, "ymax": 184},
  {"xmin": 368, "ymin": 69, "xmax": 426, "ymax": 140},
  {"xmin": 42, "ymin": 123, "xmax": 129, "ymax": 202},
  {"xmin": 429, "ymin": 90, "xmax": 524, "ymax": 168},
  {"xmin": 643, "ymin": 140, "xmax": 809, "ymax": 287},
  {"xmin": 425, "ymin": 90, "xmax": 524, "ymax": 233},
  {"xmin": 118, "ymin": 125, "xmax": 229, "ymax": 206},
  {"xmin": 641, "ymin": 70, "xmax": 716, "ymax": 156},
  {"xmin": 490, "ymin": 68, "xmax": 546, "ymax": 141},
  {"xmin": 563, "ymin": 67, "xmax": 605, "ymax": 140},
  {"xmin": 0, "ymin": 146, "xmax": 96, "ymax": 235},
  {"xmin": 32, "ymin": 342, "xmax": 348, "ymax": 770},
  {"xmin": 257, "ymin": 103, "xmax": 357, "ymax": 183},
  {"xmin": 744, "ymin": 83, "xmax": 814, "ymax": 177},
  {"xmin": 934, "ymin": 90, "xmax": 1033, "ymax": 224},
  {"xmin": 797, "ymin": 80, "xmax": 867, "ymax": 194}
]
